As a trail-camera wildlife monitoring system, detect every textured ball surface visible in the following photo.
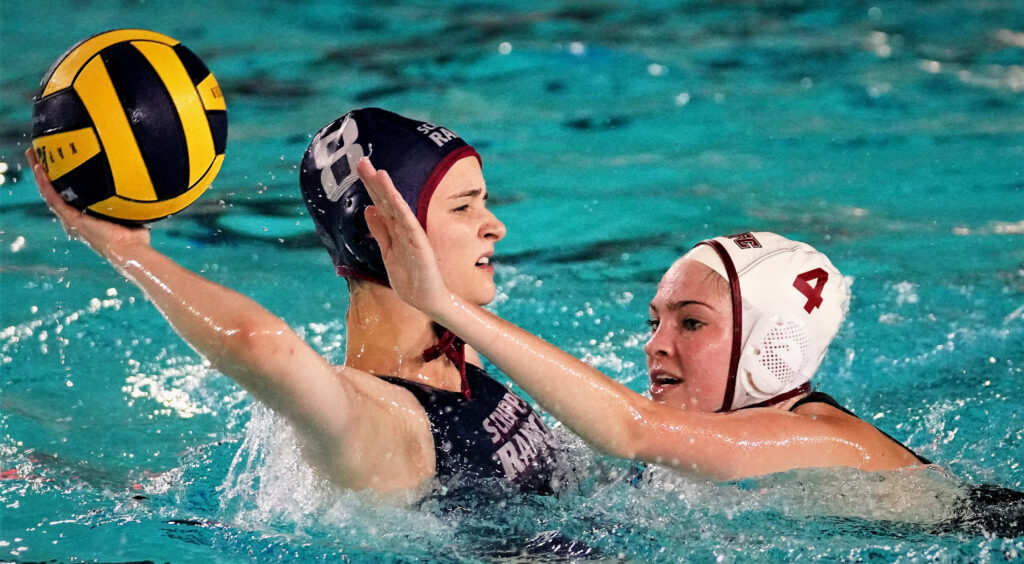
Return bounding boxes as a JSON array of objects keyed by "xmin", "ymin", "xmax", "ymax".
[{"xmin": 31, "ymin": 29, "xmax": 227, "ymax": 224}]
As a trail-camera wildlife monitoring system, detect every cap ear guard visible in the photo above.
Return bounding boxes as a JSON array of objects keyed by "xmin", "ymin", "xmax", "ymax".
[{"xmin": 737, "ymin": 312, "xmax": 817, "ymax": 400}]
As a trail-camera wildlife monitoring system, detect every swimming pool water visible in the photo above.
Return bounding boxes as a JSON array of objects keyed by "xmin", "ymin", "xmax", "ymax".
[{"xmin": 2, "ymin": 1, "xmax": 1023, "ymax": 561}]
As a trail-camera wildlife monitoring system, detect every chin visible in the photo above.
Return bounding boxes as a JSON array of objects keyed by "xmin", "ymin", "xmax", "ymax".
[
  {"xmin": 456, "ymin": 287, "xmax": 494, "ymax": 307},
  {"xmin": 472, "ymin": 280, "xmax": 498, "ymax": 305},
  {"xmin": 476, "ymin": 288, "xmax": 496, "ymax": 306},
  {"xmin": 446, "ymin": 273, "xmax": 496, "ymax": 306}
]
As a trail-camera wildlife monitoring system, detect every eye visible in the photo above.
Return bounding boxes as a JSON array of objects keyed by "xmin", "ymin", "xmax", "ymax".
[
  {"xmin": 451, "ymin": 204, "xmax": 470, "ymax": 212},
  {"xmin": 646, "ymin": 318, "xmax": 659, "ymax": 332},
  {"xmin": 681, "ymin": 318, "xmax": 705, "ymax": 331}
]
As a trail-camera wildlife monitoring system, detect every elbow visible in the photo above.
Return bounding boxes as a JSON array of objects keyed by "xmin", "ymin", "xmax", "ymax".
[
  {"xmin": 590, "ymin": 402, "xmax": 650, "ymax": 460},
  {"xmin": 598, "ymin": 400, "xmax": 680, "ymax": 464},
  {"xmin": 209, "ymin": 318, "xmax": 297, "ymax": 372}
]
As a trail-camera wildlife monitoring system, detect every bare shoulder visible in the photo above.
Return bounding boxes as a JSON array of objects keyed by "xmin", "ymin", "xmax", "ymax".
[
  {"xmin": 330, "ymin": 365, "xmax": 431, "ymax": 425},
  {"xmin": 789, "ymin": 401, "xmax": 924, "ymax": 471},
  {"xmin": 789, "ymin": 399, "xmax": 876, "ymax": 433},
  {"xmin": 304, "ymin": 365, "xmax": 436, "ymax": 490},
  {"xmin": 789, "ymin": 400, "xmax": 876, "ymax": 436}
]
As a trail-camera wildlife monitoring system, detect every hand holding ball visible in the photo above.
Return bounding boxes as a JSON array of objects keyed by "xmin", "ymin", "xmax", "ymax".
[{"xmin": 31, "ymin": 29, "xmax": 227, "ymax": 224}]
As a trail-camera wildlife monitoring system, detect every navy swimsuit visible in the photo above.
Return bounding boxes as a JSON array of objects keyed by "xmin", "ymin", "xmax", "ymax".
[
  {"xmin": 382, "ymin": 364, "xmax": 564, "ymax": 495},
  {"xmin": 385, "ymin": 367, "xmax": 597, "ymax": 559}
]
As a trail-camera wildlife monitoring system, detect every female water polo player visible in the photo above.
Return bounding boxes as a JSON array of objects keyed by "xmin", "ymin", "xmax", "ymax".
[
  {"xmin": 27, "ymin": 107, "xmax": 567, "ymax": 496},
  {"xmin": 358, "ymin": 159, "xmax": 932, "ymax": 481}
]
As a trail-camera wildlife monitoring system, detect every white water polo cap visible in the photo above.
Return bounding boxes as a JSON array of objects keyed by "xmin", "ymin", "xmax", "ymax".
[{"xmin": 683, "ymin": 232, "xmax": 850, "ymax": 411}]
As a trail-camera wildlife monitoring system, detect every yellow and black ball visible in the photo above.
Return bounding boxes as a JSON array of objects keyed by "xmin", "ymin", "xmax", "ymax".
[{"xmin": 31, "ymin": 29, "xmax": 227, "ymax": 224}]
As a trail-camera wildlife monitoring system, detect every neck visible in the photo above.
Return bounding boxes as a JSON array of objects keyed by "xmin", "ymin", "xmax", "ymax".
[{"xmin": 344, "ymin": 281, "xmax": 462, "ymax": 392}]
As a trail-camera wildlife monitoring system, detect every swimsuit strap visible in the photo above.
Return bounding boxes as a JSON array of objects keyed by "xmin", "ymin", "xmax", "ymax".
[
  {"xmin": 741, "ymin": 383, "xmax": 812, "ymax": 410},
  {"xmin": 789, "ymin": 390, "xmax": 845, "ymax": 412}
]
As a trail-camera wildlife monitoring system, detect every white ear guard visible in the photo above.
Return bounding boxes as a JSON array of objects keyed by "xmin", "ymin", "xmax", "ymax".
[{"xmin": 738, "ymin": 311, "xmax": 817, "ymax": 400}]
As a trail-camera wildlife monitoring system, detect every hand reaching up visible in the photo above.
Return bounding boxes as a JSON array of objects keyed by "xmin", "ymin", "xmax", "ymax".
[{"xmin": 357, "ymin": 157, "xmax": 454, "ymax": 317}]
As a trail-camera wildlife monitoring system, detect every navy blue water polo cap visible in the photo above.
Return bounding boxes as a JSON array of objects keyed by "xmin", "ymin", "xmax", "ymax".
[{"xmin": 299, "ymin": 107, "xmax": 480, "ymax": 284}]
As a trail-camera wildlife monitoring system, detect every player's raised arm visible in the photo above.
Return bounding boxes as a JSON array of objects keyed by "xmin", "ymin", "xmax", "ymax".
[{"xmin": 29, "ymin": 149, "xmax": 434, "ymax": 491}]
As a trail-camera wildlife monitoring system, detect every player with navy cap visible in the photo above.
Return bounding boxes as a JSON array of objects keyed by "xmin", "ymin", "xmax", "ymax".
[
  {"xmin": 26, "ymin": 108, "xmax": 569, "ymax": 498},
  {"xmin": 357, "ymin": 161, "xmax": 932, "ymax": 481},
  {"xmin": 296, "ymin": 107, "xmax": 568, "ymax": 495}
]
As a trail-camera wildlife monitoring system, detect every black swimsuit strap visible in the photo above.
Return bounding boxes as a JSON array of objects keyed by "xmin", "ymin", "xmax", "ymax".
[
  {"xmin": 790, "ymin": 391, "xmax": 847, "ymax": 413},
  {"xmin": 790, "ymin": 391, "xmax": 932, "ymax": 465}
]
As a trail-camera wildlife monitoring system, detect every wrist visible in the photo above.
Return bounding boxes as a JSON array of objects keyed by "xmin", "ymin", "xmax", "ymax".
[
  {"xmin": 102, "ymin": 238, "xmax": 152, "ymax": 270},
  {"xmin": 431, "ymin": 291, "xmax": 465, "ymax": 325}
]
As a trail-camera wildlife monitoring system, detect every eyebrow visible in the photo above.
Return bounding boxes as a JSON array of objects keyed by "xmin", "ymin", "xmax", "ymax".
[
  {"xmin": 649, "ymin": 300, "xmax": 716, "ymax": 312},
  {"xmin": 448, "ymin": 188, "xmax": 485, "ymax": 200}
]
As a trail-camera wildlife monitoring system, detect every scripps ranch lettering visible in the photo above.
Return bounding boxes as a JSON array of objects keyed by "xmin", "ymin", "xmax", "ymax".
[
  {"xmin": 483, "ymin": 392, "xmax": 556, "ymax": 481},
  {"xmin": 416, "ymin": 122, "xmax": 459, "ymax": 147},
  {"xmin": 483, "ymin": 392, "xmax": 530, "ymax": 442}
]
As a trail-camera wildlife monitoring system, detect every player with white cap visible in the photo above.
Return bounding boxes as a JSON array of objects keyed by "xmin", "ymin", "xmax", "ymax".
[{"xmin": 359, "ymin": 161, "xmax": 932, "ymax": 480}]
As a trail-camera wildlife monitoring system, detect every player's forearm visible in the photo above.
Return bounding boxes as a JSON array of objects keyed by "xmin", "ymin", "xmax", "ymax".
[
  {"xmin": 434, "ymin": 294, "xmax": 649, "ymax": 457},
  {"xmin": 104, "ymin": 241, "xmax": 297, "ymax": 382}
]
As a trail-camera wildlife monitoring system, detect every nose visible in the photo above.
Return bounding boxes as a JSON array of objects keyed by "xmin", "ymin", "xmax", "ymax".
[
  {"xmin": 643, "ymin": 325, "xmax": 671, "ymax": 359},
  {"xmin": 481, "ymin": 208, "xmax": 506, "ymax": 242}
]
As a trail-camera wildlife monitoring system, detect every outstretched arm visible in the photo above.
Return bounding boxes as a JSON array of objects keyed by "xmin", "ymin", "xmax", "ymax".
[
  {"xmin": 28, "ymin": 149, "xmax": 345, "ymax": 425},
  {"xmin": 30, "ymin": 150, "xmax": 432, "ymax": 491},
  {"xmin": 359, "ymin": 158, "xmax": 913, "ymax": 480}
]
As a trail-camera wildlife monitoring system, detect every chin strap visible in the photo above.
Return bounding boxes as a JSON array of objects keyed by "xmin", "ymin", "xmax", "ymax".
[
  {"xmin": 421, "ymin": 323, "xmax": 470, "ymax": 400},
  {"xmin": 698, "ymin": 240, "xmax": 743, "ymax": 413}
]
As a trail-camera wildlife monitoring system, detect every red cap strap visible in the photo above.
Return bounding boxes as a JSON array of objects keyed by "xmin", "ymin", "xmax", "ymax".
[
  {"xmin": 421, "ymin": 324, "xmax": 470, "ymax": 400},
  {"xmin": 699, "ymin": 240, "xmax": 743, "ymax": 413}
]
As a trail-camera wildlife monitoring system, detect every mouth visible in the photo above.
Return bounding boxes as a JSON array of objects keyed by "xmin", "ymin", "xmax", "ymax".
[
  {"xmin": 649, "ymin": 370, "xmax": 683, "ymax": 393},
  {"xmin": 475, "ymin": 254, "xmax": 494, "ymax": 270}
]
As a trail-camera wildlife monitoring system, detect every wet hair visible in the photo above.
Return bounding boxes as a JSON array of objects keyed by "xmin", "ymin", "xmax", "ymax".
[{"xmin": 699, "ymin": 263, "xmax": 731, "ymax": 302}]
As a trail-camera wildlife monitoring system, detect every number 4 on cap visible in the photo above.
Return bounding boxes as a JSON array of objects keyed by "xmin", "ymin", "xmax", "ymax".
[{"xmin": 793, "ymin": 268, "xmax": 829, "ymax": 313}]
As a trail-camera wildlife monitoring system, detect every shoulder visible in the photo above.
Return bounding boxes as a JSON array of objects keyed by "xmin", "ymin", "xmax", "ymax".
[
  {"xmin": 787, "ymin": 399, "xmax": 924, "ymax": 470},
  {"xmin": 789, "ymin": 399, "xmax": 873, "ymax": 434},
  {"xmin": 294, "ymin": 365, "xmax": 437, "ymax": 490},
  {"xmin": 787, "ymin": 394, "xmax": 878, "ymax": 436},
  {"xmin": 331, "ymin": 365, "xmax": 432, "ymax": 431}
]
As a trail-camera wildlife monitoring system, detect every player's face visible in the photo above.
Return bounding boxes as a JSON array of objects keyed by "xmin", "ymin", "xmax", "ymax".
[
  {"xmin": 425, "ymin": 157, "xmax": 506, "ymax": 305},
  {"xmin": 644, "ymin": 258, "xmax": 733, "ymax": 412}
]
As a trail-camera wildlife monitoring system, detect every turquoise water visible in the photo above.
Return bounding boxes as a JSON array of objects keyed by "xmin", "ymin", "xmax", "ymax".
[{"xmin": 2, "ymin": 1, "xmax": 1023, "ymax": 561}]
